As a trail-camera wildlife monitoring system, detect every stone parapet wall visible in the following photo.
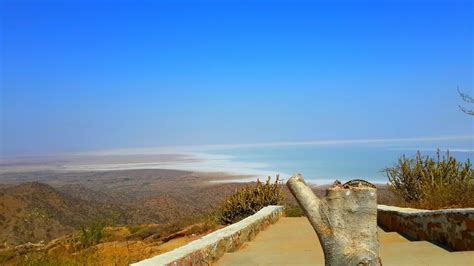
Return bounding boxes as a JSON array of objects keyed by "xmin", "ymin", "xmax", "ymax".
[
  {"xmin": 132, "ymin": 205, "xmax": 284, "ymax": 266},
  {"xmin": 377, "ymin": 204, "xmax": 474, "ymax": 251}
]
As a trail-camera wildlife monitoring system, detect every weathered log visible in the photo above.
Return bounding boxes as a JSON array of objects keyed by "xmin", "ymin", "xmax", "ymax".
[{"xmin": 287, "ymin": 174, "xmax": 381, "ymax": 266}]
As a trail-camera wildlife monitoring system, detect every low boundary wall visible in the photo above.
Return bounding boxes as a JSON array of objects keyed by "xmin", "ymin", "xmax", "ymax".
[
  {"xmin": 377, "ymin": 204, "xmax": 474, "ymax": 251},
  {"xmin": 132, "ymin": 205, "xmax": 284, "ymax": 266}
]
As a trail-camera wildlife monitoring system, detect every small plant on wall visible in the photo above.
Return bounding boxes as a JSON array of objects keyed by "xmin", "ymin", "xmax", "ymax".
[{"xmin": 218, "ymin": 176, "xmax": 284, "ymax": 225}]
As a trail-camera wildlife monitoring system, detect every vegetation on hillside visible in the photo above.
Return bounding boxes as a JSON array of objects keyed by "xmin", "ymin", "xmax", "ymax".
[
  {"xmin": 0, "ymin": 170, "xmax": 407, "ymax": 265},
  {"xmin": 218, "ymin": 176, "xmax": 284, "ymax": 224},
  {"xmin": 0, "ymin": 170, "xmax": 247, "ymax": 247},
  {"xmin": 77, "ymin": 220, "xmax": 107, "ymax": 249},
  {"xmin": 385, "ymin": 150, "xmax": 474, "ymax": 209},
  {"xmin": 0, "ymin": 170, "xmax": 247, "ymax": 265},
  {"xmin": 0, "ymin": 219, "xmax": 221, "ymax": 266}
]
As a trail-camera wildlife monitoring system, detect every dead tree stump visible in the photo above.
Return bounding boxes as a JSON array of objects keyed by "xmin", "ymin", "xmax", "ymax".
[{"xmin": 287, "ymin": 174, "xmax": 381, "ymax": 266}]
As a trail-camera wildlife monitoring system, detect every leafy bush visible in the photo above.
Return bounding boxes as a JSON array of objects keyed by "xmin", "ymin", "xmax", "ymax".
[
  {"xmin": 385, "ymin": 150, "xmax": 474, "ymax": 209},
  {"xmin": 77, "ymin": 220, "xmax": 106, "ymax": 249},
  {"xmin": 185, "ymin": 214, "xmax": 219, "ymax": 235},
  {"xmin": 126, "ymin": 225, "xmax": 161, "ymax": 240},
  {"xmin": 186, "ymin": 223, "xmax": 215, "ymax": 236},
  {"xmin": 218, "ymin": 176, "xmax": 284, "ymax": 225},
  {"xmin": 285, "ymin": 205, "xmax": 304, "ymax": 217}
]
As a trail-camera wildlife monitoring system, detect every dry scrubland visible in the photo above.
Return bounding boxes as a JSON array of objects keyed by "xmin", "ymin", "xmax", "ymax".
[
  {"xmin": 0, "ymin": 150, "xmax": 472, "ymax": 265},
  {"xmin": 0, "ymin": 169, "xmax": 249, "ymax": 264},
  {"xmin": 385, "ymin": 151, "xmax": 474, "ymax": 209},
  {"xmin": 0, "ymin": 168, "xmax": 399, "ymax": 265}
]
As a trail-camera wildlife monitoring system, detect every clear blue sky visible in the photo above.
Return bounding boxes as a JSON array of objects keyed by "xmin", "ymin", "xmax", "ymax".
[{"xmin": 1, "ymin": 0, "xmax": 473, "ymax": 155}]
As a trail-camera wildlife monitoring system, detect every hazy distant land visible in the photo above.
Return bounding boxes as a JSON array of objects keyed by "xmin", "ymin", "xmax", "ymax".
[
  {"xmin": 0, "ymin": 151, "xmax": 272, "ymax": 183},
  {"xmin": 0, "ymin": 150, "xmax": 397, "ymax": 258},
  {"xmin": 2, "ymin": 136, "xmax": 472, "ymax": 183},
  {"xmin": 0, "ymin": 168, "xmax": 253, "ymax": 246}
]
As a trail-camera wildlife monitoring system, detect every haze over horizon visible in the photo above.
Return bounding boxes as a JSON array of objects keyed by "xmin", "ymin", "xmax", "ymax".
[{"xmin": 2, "ymin": 0, "xmax": 473, "ymax": 156}]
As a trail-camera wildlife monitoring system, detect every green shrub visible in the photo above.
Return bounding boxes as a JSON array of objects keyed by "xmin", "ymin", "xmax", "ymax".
[
  {"xmin": 285, "ymin": 205, "xmax": 304, "ymax": 217},
  {"xmin": 218, "ymin": 176, "xmax": 284, "ymax": 225},
  {"xmin": 127, "ymin": 225, "xmax": 145, "ymax": 235},
  {"xmin": 77, "ymin": 220, "xmax": 106, "ymax": 249},
  {"xmin": 185, "ymin": 214, "xmax": 219, "ymax": 235},
  {"xmin": 385, "ymin": 150, "xmax": 474, "ymax": 209}
]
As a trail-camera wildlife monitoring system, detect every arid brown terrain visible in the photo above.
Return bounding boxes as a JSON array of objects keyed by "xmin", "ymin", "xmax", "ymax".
[
  {"xmin": 0, "ymin": 167, "xmax": 395, "ymax": 265},
  {"xmin": 0, "ymin": 168, "xmax": 257, "ymax": 264},
  {"xmin": 0, "ymin": 169, "xmax": 250, "ymax": 247}
]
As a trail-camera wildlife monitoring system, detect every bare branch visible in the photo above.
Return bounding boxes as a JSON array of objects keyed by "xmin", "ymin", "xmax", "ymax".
[
  {"xmin": 457, "ymin": 87, "xmax": 474, "ymax": 103},
  {"xmin": 459, "ymin": 105, "xmax": 474, "ymax": 116},
  {"xmin": 457, "ymin": 87, "xmax": 474, "ymax": 116}
]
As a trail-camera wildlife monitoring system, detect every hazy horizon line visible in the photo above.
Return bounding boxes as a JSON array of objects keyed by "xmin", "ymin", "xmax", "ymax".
[
  {"xmin": 2, "ymin": 134, "xmax": 472, "ymax": 158},
  {"xmin": 78, "ymin": 134, "xmax": 473, "ymax": 156}
]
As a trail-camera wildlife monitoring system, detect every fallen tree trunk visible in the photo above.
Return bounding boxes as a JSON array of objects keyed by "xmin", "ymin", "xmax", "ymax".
[{"xmin": 287, "ymin": 174, "xmax": 381, "ymax": 266}]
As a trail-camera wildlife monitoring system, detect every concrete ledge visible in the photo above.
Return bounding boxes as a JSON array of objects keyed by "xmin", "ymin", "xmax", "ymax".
[
  {"xmin": 377, "ymin": 204, "xmax": 474, "ymax": 251},
  {"xmin": 132, "ymin": 205, "xmax": 284, "ymax": 266}
]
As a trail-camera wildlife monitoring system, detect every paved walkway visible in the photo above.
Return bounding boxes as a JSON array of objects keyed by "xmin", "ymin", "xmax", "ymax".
[{"xmin": 216, "ymin": 217, "xmax": 474, "ymax": 266}]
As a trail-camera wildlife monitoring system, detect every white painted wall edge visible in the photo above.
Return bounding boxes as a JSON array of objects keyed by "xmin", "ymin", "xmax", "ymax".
[{"xmin": 131, "ymin": 205, "xmax": 284, "ymax": 266}]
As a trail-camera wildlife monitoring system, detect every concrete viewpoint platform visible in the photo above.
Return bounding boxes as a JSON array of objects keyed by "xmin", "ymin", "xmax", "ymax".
[{"xmin": 216, "ymin": 217, "xmax": 474, "ymax": 266}]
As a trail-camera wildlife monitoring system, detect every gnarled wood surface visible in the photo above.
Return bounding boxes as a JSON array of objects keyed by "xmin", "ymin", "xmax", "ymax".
[{"xmin": 287, "ymin": 174, "xmax": 381, "ymax": 266}]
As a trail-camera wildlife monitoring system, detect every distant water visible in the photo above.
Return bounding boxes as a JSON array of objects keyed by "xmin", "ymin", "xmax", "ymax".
[
  {"xmin": 63, "ymin": 137, "xmax": 473, "ymax": 185},
  {"xmin": 198, "ymin": 139, "xmax": 473, "ymax": 184}
]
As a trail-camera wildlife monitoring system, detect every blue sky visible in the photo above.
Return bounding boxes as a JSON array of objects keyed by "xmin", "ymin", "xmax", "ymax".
[{"xmin": 1, "ymin": 0, "xmax": 473, "ymax": 155}]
